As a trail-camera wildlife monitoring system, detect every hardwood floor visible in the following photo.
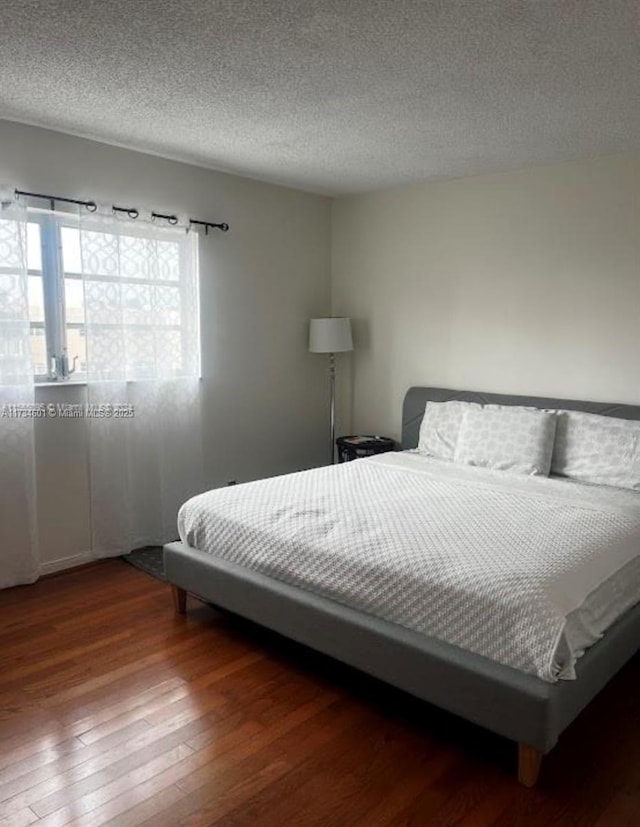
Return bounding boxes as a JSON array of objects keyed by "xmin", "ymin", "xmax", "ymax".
[{"xmin": 0, "ymin": 561, "xmax": 637, "ymax": 826}]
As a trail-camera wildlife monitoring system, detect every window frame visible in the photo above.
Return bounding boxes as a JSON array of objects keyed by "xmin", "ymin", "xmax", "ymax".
[
  {"xmin": 22, "ymin": 208, "xmax": 199, "ymax": 383},
  {"xmin": 29, "ymin": 212, "xmax": 67, "ymax": 381}
]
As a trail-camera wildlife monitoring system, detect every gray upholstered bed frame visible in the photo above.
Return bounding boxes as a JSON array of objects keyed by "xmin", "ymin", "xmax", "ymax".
[{"xmin": 163, "ymin": 387, "xmax": 640, "ymax": 786}]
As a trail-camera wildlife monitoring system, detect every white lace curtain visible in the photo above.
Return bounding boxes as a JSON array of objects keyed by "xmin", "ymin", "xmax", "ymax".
[
  {"xmin": 0, "ymin": 203, "xmax": 39, "ymax": 587},
  {"xmin": 78, "ymin": 210, "xmax": 204, "ymax": 556},
  {"xmin": 0, "ymin": 202, "xmax": 203, "ymax": 587}
]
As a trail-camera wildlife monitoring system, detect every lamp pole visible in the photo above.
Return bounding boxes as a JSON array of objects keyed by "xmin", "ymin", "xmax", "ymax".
[
  {"xmin": 329, "ymin": 352, "xmax": 336, "ymax": 463},
  {"xmin": 309, "ymin": 318, "xmax": 353, "ymax": 466}
]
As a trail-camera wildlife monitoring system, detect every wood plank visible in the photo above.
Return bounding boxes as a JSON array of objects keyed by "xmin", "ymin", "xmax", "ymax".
[
  {"xmin": 0, "ymin": 560, "xmax": 637, "ymax": 827},
  {"xmin": 131, "ymin": 699, "xmax": 362, "ymax": 827},
  {"xmin": 594, "ymin": 792, "xmax": 640, "ymax": 827},
  {"xmin": 32, "ymin": 744, "xmax": 194, "ymax": 825},
  {"xmin": 0, "ymin": 805, "xmax": 40, "ymax": 826},
  {"xmin": 213, "ymin": 712, "xmax": 418, "ymax": 827},
  {"xmin": 0, "ymin": 720, "xmax": 152, "ymax": 818},
  {"xmin": 351, "ymin": 748, "xmax": 461, "ymax": 827},
  {"xmin": 149, "ymin": 760, "xmax": 291, "ymax": 827}
]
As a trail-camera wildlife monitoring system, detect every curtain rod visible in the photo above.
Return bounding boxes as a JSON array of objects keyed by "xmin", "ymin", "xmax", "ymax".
[
  {"xmin": 15, "ymin": 189, "xmax": 97, "ymax": 212},
  {"xmin": 14, "ymin": 188, "xmax": 229, "ymax": 233}
]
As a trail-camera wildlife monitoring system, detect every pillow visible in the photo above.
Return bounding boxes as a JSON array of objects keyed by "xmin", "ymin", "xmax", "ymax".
[
  {"xmin": 454, "ymin": 406, "xmax": 557, "ymax": 476},
  {"xmin": 417, "ymin": 400, "xmax": 481, "ymax": 460},
  {"xmin": 485, "ymin": 404, "xmax": 542, "ymax": 414},
  {"xmin": 552, "ymin": 410, "xmax": 640, "ymax": 489}
]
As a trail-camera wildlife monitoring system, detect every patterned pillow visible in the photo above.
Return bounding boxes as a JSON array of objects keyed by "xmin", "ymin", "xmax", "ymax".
[
  {"xmin": 485, "ymin": 404, "xmax": 541, "ymax": 414},
  {"xmin": 454, "ymin": 407, "xmax": 557, "ymax": 476},
  {"xmin": 552, "ymin": 410, "xmax": 640, "ymax": 489},
  {"xmin": 417, "ymin": 400, "xmax": 481, "ymax": 460}
]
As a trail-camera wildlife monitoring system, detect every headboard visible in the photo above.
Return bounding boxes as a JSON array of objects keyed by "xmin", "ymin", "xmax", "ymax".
[{"xmin": 402, "ymin": 387, "xmax": 640, "ymax": 450}]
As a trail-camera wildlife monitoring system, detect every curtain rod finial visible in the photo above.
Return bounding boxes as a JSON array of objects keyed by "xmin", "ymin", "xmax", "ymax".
[{"xmin": 0, "ymin": 185, "xmax": 16, "ymax": 206}]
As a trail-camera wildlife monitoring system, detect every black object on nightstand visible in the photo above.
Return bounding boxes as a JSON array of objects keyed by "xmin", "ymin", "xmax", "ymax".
[{"xmin": 336, "ymin": 435, "xmax": 395, "ymax": 463}]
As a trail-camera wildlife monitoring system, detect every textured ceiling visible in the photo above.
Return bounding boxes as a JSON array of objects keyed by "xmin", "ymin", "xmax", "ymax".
[{"xmin": 0, "ymin": 1, "xmax": 639, "ymax": 195}]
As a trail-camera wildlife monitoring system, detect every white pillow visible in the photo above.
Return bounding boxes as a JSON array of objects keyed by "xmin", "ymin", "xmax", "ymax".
[
  {"xmin": 552, "ymin": 410, "xmax": 640, "ymax": 489},
  {"xmin": 417, "ymin": 400, "xmax": 481, "ymax": 460},
  {"xmin": 485, "ymin": 404, "xmax": 541, "ymax": 414},
  {"xmin": 454, "ymin": 406, "xmax": 557, "ymax": 476}
]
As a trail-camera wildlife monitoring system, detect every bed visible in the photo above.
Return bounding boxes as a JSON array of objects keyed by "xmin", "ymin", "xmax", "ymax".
[{"xmin": 163, "ymin": 386, "xmax": 640, "ymax": 786}]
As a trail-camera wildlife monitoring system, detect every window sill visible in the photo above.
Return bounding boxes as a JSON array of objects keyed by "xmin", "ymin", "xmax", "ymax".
[
  {"xmin": 35, "ymin": 381, "xmax": 87, "ymax": 388},
  {"xmin": 34, "ymin": 377, "xmax": 203, "ymax": 388}
]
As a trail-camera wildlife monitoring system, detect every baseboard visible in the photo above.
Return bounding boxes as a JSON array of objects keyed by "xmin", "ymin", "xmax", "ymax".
[{"xmin": 39, "ymin": 552, "xmax": 95, "ymax": 577}]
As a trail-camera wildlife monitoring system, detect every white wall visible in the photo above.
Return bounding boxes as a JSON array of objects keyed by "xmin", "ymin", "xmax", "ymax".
[
  {"xmin": 332, "ymin": 152, "xmax": 640, "ymax": 442},
  {"xmin": 0, "ymin": 120, "xmax": 331, "ymax": 572},
  {"xmin": 4, "ymin": 122, "xmax": 639, "ymax": 572}
]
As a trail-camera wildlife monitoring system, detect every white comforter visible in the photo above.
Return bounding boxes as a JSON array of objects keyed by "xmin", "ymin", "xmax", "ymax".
[{"xmin": 178, "ymin": 453, "xmax": 640, "ymax": 682}]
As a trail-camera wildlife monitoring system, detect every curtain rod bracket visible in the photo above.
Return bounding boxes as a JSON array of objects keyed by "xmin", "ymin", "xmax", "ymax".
[
  {"xmin": 151, "ymin": 211, "xmax": 179, "ymax": 225},
  {"xmin": 189, "ymin": 219, "xmax": 229, "ymax": 234},
  {"xmin": 113, "ymin": 205, "xmax": 139, "ymax": 220}
]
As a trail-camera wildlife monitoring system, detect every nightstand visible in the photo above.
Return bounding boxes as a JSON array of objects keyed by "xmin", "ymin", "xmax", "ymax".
[{"xmin": 336, "ymin": 435, "xmax": 395, "ymax": 463}]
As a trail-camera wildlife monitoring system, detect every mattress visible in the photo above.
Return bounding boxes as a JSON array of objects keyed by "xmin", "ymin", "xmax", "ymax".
[{"xmin": 178, "ymin": 452, "xmax": 640, "ymax": 682}]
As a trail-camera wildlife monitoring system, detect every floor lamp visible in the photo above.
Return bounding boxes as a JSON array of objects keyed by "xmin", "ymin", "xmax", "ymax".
[{"xmin": 309, "ymin": 317, "xmax": 353, "ymax": 464}]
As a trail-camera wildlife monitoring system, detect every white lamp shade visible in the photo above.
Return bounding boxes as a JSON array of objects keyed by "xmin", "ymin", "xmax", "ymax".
[{"xmin": 309, "ymin": 317, "xmax": 353, "ymax": 353}]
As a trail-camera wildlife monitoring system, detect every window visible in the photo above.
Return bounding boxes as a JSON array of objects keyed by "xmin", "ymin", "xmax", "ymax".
[
  {"xmin": 26, "ymin": 221, "xmax": 47, "ymax": 376},
  {"xmin": 2, "ymin": 210, "xmax": 199, "ymax": 382}
]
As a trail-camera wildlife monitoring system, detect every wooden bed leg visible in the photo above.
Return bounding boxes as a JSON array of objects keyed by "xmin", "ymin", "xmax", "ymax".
[
  {"xmin": 518, "ymin": 743, "xmax": 543, "ymax": 787},
  {"xmin": 172, "ymin": 585, "xmax": 187, "ymax": 615}
]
